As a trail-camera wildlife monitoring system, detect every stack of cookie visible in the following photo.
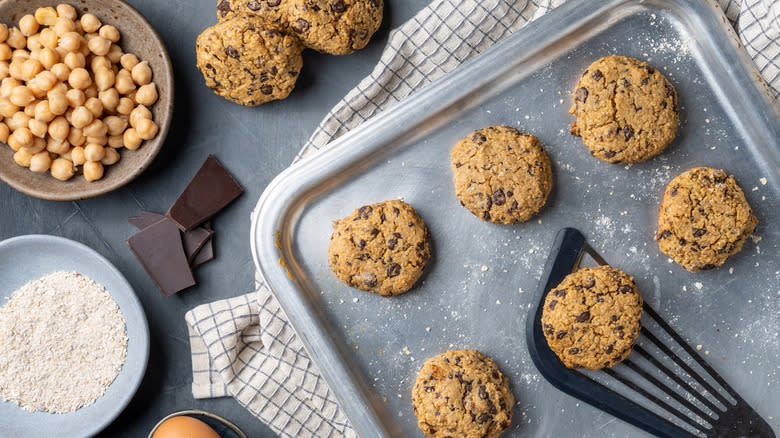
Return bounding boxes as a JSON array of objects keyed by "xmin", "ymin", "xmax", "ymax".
[{"xmin": 195, "ymin": 0, "xmax": 383, "ymax": 106}]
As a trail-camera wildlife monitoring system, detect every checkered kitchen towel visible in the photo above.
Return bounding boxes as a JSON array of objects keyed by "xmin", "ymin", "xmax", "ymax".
[{"xmin": 185, "ymin": 1, "xmax": 779, "ymax": 437}]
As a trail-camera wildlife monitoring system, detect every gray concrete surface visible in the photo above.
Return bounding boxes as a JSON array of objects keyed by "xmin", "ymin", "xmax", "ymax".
[{"xmin": 0, "ymin": 0, "xmax": 428, "ymax": 436}]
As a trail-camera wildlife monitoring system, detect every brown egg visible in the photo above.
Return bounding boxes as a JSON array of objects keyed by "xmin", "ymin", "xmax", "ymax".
[{"xmin": 152, "ymin": 416, "xmax": 221, "ymax": 438}]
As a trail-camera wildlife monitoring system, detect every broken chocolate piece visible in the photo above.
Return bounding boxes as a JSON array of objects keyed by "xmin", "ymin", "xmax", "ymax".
[
  {"xmin": 167, "ymin": 155, "xmax": 243, "ymax": 231},
  {"xmin": 191, "ymin": 235, "xmax": 214, "ymax": 268},
  {"xmin": 126, "ymin": 219, "xmax": 195, "ymax": 296},
  {"xmin": 128, "ymin": 211, "xmax": 214, "ymax": 264}
]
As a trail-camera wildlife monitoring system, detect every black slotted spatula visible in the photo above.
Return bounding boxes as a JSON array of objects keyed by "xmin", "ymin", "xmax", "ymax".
[{"xmin": 526, "ymin": 228, "xmax": 776, "ymax": 438}]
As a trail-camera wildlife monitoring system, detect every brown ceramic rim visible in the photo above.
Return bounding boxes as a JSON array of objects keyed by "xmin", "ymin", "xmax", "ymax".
[
  {"xmin": 0, "ymin": 0, "xmax": 174, "ymax": 201},
  {"xmin": 147, "ymin": 409, "xmax": 249, "ymax": 438}
]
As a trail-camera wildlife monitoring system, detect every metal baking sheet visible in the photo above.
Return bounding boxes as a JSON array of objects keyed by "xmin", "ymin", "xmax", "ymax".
[{"xmin": 251, "ymin": 0, "xmax": 780, "ymax": 436}]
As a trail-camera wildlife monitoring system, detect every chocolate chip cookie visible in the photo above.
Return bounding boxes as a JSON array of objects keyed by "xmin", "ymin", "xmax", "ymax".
[
  {"xmin": 196, "ymin": 14, "xmax": 303, "ymax": 106},
  {"xmin": 541, "ymin": 266, "xmax": 643, "ymax": 370},
  {"xmin": 656, "ymin": 167, "xmax": 757, "ymax": 273},
  {"xmin": 328, "ymin": 200, "xmax": 431, "ymax": 296},
  {"xmin": 286, "ymin": 0, "xmax": 383, "ymax": 55},
  {"xmin": 412, "ymin": 349, "xmax": 514, "ymax": 438},
  {"xmin": 217, "ymin": 0, "xmax": 289, "ymax": 24},
  {"xmin": 569, "ymin": 55, "xmax": 679, "ymax": 163},
  {"xmin": 450, "ymin": 126, "xmax": 552, "ymax": 224}
]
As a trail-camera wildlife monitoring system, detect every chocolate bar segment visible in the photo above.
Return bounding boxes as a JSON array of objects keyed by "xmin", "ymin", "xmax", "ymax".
[
  {"xmin": 126, "ymin": 219, "xmax": 196, "ymax": 296},
  {"xmin": 191, "ymin": 236, "xmax": 214, "ymax": 268},
  {"xmin": 166, "ymin": 155, "xmax": 243, "ymax": 231},
  {"xmin": 128, "ymin": 211, "xmax": 214, "ymax": 264}
]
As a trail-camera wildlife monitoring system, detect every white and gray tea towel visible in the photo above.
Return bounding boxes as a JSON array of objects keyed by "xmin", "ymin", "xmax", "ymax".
[{"xmin": 185, "ymin": 0, "xmax": 779, "ymax": 437}]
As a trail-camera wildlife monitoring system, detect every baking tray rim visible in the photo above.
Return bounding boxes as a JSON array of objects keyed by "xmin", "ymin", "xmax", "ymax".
[{"xmin": 250, "ymin": 0, "xmax": 780, "ymax": 436}]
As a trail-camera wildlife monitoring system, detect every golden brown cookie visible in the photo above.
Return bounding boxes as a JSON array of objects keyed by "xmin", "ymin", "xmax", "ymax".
[
  {"xmin": 196, "ymin": 14, "xmax": 303, "ymax": 106},
  {"xmin": 286, "ymin": 0, "xmax": 383, "ymax": 55},
  {"xmin": 412, "ymin": 349, "xmax": 514, "ymax": 438},
  {"xmin": 541, "ymin": 266, "xmax": 642, "ymax": 370},
  {"xmin": 569, "ymin": 55, "xmax": 679, "ymax": 163},
  {"xmin": 216, "ymin": 0, "xmax": 289, "ymax": 25},
  {"xmin": 656, "ymin": 167, "xmax": 757, "ymax": 272},
  {"xmin": 328, "ymin": 200, "xmax": 430, "ymax": 296},
  {"xmin": 450, "ymin": 126, "xmax": 552, "ymax": 224}
]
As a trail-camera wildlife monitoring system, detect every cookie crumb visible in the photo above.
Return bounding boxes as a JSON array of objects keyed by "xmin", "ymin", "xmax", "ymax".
[
  {"xmin": 759, "ymin": 177, "xmax": 767, "ymax": 185},
  {"xmin": 481, "ymin": 265, "xmax": 489, "ymax": 272},
  {"xmin": 694, "ymin": 282, "xmax": 703, "ymax": 290},
  {"xmin": 352, "ymin": 297, "xmax": 359, "ymax": 303},
  {"xmin": 696, "ymin": 345, "xmax": 702, "ymax": 350}
]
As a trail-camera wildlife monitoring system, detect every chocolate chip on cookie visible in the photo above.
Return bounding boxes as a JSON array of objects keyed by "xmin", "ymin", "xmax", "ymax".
[
  {"xmin": 569, "ymin": 55, "xmax": 679, "ymax": 163},
  {"xmin": 657, "ymin": 167, "xmax": 757, "ymax": 272},
  {"xmin": 412, "ymin": 349, "xmax": 514, "ymax": 438},
  {"xmin": 328, "ymin": 200, "xmax": 431, "ymax": 296},
  {"xmin": 541, "ymin": 265, "xmax": 643, "ymax": 370},
  {"xmin": 450, "ymin": 125, "xmax": 553, "ymax": 224}
]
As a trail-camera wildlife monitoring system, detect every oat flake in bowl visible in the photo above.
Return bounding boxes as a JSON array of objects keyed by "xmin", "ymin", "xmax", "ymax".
[{"xmin": 0, "ymin": 271, "xmax": 127, "ymax": 413}]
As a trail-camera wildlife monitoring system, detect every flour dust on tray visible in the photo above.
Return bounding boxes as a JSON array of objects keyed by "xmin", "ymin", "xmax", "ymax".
[{"xmin": 0, "ymin": 271, "xmax": 127, "ymax": 413}]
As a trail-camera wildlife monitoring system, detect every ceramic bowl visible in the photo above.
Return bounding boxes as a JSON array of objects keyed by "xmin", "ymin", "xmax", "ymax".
[{"xmin": 0, "ymin": 0, "xmax": 173, "ymax": 201}]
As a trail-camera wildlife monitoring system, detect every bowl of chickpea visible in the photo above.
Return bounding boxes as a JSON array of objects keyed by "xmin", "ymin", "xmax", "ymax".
[{"xmin": 0, "ymin": 1, "xmax": 173, "ymax": 201}]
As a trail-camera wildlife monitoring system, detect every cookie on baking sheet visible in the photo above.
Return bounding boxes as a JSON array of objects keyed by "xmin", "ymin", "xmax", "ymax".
[
  {"xmin": 541, "ymin": 265, "xmax": 643, "ymax": 370},
  {"xmin": 286, "ymin": 0, "xmax": 383, "ymax": 55},
  {"xmin": 328, "ymin": 200, "xmax": 430, "ymax": 296},
  {"xmin": 569, "ymin": 55, "xmax": 679, "ymax": 163},
  {"xmin": 656, "ymin": 167, "xmax": 757, "ymax": 273},
  {"xmin": 412, "ymin": 349, "xmax": 514, "ymax": 438},
  {"xmin": 196, "ymin": 14, "xmax": 303, "ymax": 106},
  {"xmin": 217, "ymin": 0, "xmax": 289, "ymax": 24},
  {"xmin": 450, "ymin": 125, "xmax": 552, "ymax": 224}
]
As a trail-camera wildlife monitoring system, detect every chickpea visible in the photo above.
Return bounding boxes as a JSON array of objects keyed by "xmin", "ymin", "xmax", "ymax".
[
  {"xmin": 39, "ymin": 28, "xmax": 57, "ymax": 50},
  {"xmin": 118, "ymin": 54, "xmax": 138, "ymax": 71},
  {"xmin": 31, "ymin": 70, "xmax": 57, "ymax": 92},
  {"xmin": 79, "ymin": 13, "xmax": 101, "ymax": 33},
  {"xmin": 22, "ymin": 137, "xmax": 46, "ymax": 155},
  {"xmin": 0, "ymin": 99, "xmax": 19, "ymax": 118},
  {"xmin": 99, "ymin": 88, "xmax": 119, "ymax": 113},
  {"xmin": 90, "ymin": 55, "xmax": 110, "ymax": 72},
  {"xmin": 0, "ymin": 122, "xmax": 8, "ymax": 142},
  {"xmin": 49, "ymin": 93, "xmax": 69, "ymax": 115},
  {"xmin": 18, "ymin": 15, "xmax": 39, "ymax": 37},
  {"xmin": 8, "ymin": 111, "xmax": 30, "ymax": 132},
  {"xmin": 48, "ymin": 116, "xmax": 69, "ymax": 140},
  {"xmin": 28, "ymin": 119, "xmax": 47, "ymax": 138},
  {"xmin": 53, "ymin": 17, "xmax": 75, "ymax": 37},
  {"xmin": 10, "ymin": 127, "xmax": 33, "ymax": 148},
  {"xmin": 83, "ymin": 160, "xmax": 103, "ymax": 181},
  {"xmin": 100, "ymin": 147, "xmax": 120, "ymax": 165},
  {"xmin": 114, "ymin": 69, "xmax": 135, "ymax": 95},
  {"xmin": 64, "ymin": 51, "xmax": 85, "ymax": 69},
  {"xmin": 7, "ymin": 28, "xmax": 26, "ymax": 50},
  {"xmin": 87, "ymin": 36, "xmax": 110, "ymax": 56},
  {"xmin": 70, "ymin": 145, "xmax": 85, "ymax": 164},
  {"xmin": 0, "ymin": 61, "xmax": 8, "ymax": 80},
  {"xmin": 27, "ymin": 35, "xmax": 42, "ymax": 52},
  {"xmin": 71, "ymin": 106, "xmax": 93, "ymax": 129},
  {"xmin": 107, "ymin": 44, "xmax": 123, "ymax": 63},
  {"xmin": 24, "ymin": 100, "xmax": 38, "ymax": 117},
  {"xmin": 28, "ymin": 150, "xmax": 52, "ymax": 173},
  {"xmin": 9, "ymin": 85, "xmax": 34, "ymax": 106},
  {"xmin": 84, "ymin": 84, "xmax": 98, "ymax": 99},
  {"xmin": 50, "ymin": 158, "xmax": 75, "ymax": 180},
  {"xmin": 83, "ymin": 119, "xmax": 107, "ymax": 138},
  {"xmin": 19, "ymin": 59, "xmax": 42, "ymax": 82},
  {"xmin": 83, "ymin": 143, "xmax": 106, "ymax": 162},
  {"xmin": 56, "ymin": 4, "xmax": 78, "ymax": 21},
  {"xmin": 34, "ymin": 100, "xmax": 54, "ymax": 122},
  {"xmin": 7, "ymin": 131, "xmax": 22, "ymax": 151},
  {"xmin": 13, "ymin": 148, "xmax": 33, "ymax": 167},
  {"xmin": 135, "ymin": 118, "xmax": 158, "ymax": 140},
  {"xmin": 67, "ymin": 67, "xmax": 91, "ymax": 90},
  {"xmin": 0, "ymin": 24, "xmax": 8, "ymax": 44},
  {"xmin": 65, "ymin": 88, "xmax": 86, "ymax": 108},
  {"xmin": 134, "ymin": 83, "xmax": 158, "ymax": 106},
  {"xmin": 79, "ymin": 36, "xmax": 91, "ymax": 58},
  {"xmin": 8, "ymin": 59, "xmax": 24, "ymax": 80},
  {"xmin": 107, "ymin": 134, "xmax": 124, "ymax": 148},
  {"xmin": 86, "ymin": 135, "xmax": 107, "ymax": 146},
  {"xmin": 50, "ymin": 62, "xmax": 70, "ymax": 81},
  {"xmin": 68, "ymin": 127, "xmax": 85, "ymax": 146},
  {"xmin": 58, "ymin": 31, "xmax": 81, "ymax": 53},
  {"xmin": 0, "ymin": 44, "xmax": 11, "ymax": 61},
  {"xmin": 84, "ymin": 97, "xmax": 102, "ymax": 118},
  {"xmin": 97, "ymin": 116, "xmax": 122, "ymax": 136},
  {"xmin": 122, "ymin": 127, "xmax": 141, "ymax": 150},
  {"xmin": 46, "ymin": 137, "xmax": 70, "ymax": 154},
  {"xmin": 0, "ymin": 78, "xmax": 19, "ymax": 97},
  {"xmin": 94, "ymin": 67, "xmax": 115, "ymax": 92},
  {"xmin": 116, "ymin": 97, "xmax": 134, "ymax": 115},
  {"xmin": 38, "ymin": 47, "xmax": 59, "ymax": 69},
  {"xmin": 35, "ymin": 7, "xmax": 59, "ymax": 26},
  {"xmin": 130, "ymin": 61, "xmax": 152, "ymax": 86},
  {"xmin": 129, "ymin": 105, "xmax": 151, "ymax": 127}
]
